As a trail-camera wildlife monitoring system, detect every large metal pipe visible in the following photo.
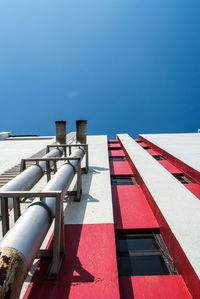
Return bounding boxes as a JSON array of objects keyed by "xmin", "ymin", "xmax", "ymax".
[
  {"xmin": 76, "ymin": 120, "xmax": 87, "ymax": 144},
  {"xmin": 0, "ymin": 147, "xmax": 85, "ymax": 299},
  {"xmin": 0, "ymin": 122, "xmax": 67, "ymax": 214}
]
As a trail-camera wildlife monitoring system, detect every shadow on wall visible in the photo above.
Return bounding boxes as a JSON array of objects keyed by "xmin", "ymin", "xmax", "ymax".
[{"xmin": 23, "ymin": 165, "xmax": 109, "ymax": 298}]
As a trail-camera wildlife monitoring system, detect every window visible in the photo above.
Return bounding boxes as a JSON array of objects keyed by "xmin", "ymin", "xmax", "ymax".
[
  {"xmin": 143, "ymin": 146, "xmax": 151, "ymax": 149},
  {"xmin": 153, "ymin": 155, "xmax": 166, "ymax": 160},
  {"xmin": 136, "ymin": 140, "xmax": 142, "ymax": 143},
  {"xmin": 111, "ymin": 175, "xmax": 137, "ymax": 185},
  {"xmin": 116, "ymin": 233, "xmax": 176, "ymax": 276},
  {"xmin": 109, "ymin": 147, "xmax": 122, "ymax": 150},
  {"xmin": 173, "ymin": 174, "xmax": 195, "ymax": 184},
  {"xmin": 109, "ymin": 157, "xmax": 126, "ymax": 162}
]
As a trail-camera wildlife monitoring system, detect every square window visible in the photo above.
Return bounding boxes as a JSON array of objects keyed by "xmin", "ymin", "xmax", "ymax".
[
  {"xmin": 118, "ymin": 255, "xmax": 169, "ymax": 276},
  {"xmin": 153, "ymin": 155, "xmax": 166, "ymax": 160},
  {"xmin": 116, "ymin": 233, "xmax": 175, "ymax": 276},
  {"xmin": 118, "ymin": 235, "xmax": 158, "ymax": 252},
  {"xmin": 109, "ymin": 147, "xmax": 122, "ymax": 150},
  {"xmin": 111, "ymin": 176, "xmax": 137, "ymax": 185}
]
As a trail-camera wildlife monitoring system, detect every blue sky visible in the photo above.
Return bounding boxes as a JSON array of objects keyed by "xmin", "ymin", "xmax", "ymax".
[{"xmin": 0, "ymin": 0, "xmax": 199, "ymax": 139}]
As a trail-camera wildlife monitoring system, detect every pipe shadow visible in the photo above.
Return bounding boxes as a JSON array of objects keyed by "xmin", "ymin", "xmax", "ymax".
[{"xmin": 25, "ymin": 165, "xmax": 108, "ymax": 298}]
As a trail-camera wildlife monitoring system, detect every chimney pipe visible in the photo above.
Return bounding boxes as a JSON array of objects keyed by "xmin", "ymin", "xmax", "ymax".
[
  {"xmin": 76, "ymin": 120, "xmax": 87, "ymax": 144},
  {"xmin": 55, "ymin": 121, "xmax": 66, "ymax": 144}
]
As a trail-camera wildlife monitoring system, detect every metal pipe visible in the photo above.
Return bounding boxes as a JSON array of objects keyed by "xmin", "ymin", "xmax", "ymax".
[
  {"xmin": 0, "ymin": 148, "xmax": 62, "ymax": 214},
  {"xmin": 0, "ymin": 148, "xmax": 85, "ymax": 299},
  {"xmin": 0, "ymin": 121, "xmax": 67, "ymax": 214},
  {"xmin": 76, "ymin": 120, "xmax": 87, "ymax": 144}
]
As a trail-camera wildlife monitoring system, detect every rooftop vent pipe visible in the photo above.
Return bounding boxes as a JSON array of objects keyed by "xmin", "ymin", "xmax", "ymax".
[
  {"xmin": 55, "ymin": 121, "xmax": 66, "ymax": 144},
  {"xmin": 76, "ymin": 120, "xmax": 87, "ymax": 144}
]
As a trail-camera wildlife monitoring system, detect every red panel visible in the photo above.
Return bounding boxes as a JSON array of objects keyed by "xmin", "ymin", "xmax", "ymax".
[
  {"xmin": 158, "ymin": 160, "xmax": 182, "ymax": 174},
  {"xmin": 112, "ymin": 185, "xmax": 159, "ymax": 230},
  {"xmin": 109, "ymin": 150, "xmax": 125, "ymax": 157},
  {"xmin": 108, "ymin": 143, "xmax": 121, "ymax": 149},
  {"xmin": 110, "ymin": 161, "xmax": 133, "ymax": 175},
  {"xmin": 24, "ymin": 224, "xmax": 120, "ymax": 299},
  {"xmin": 185, "ymin": 183, "xmax": 200, "ymax": 200},
  {"xmin": 139, "ymin": 142, "xmax": 148, "ymax": 147},
  {"xmin": 146, "ymin": 149, "xmax": 160, "ymax": 156},
  {"xmin": 119, "ymin": 275, "xmax": 192, "ymax": 299}
]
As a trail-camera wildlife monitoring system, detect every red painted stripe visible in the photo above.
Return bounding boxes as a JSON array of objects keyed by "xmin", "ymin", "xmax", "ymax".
[
  {"xmin": 108, "ymin": 143, "xmax": 121, "ymax": 149},
  {"xmin": 185, "ymin": 183, "xmax": 200, "ymax": 200},
  {"xmin": 110, "ymin": 161, "xmax": 133, "ymax": 175},
  {"xmin": 24, "ymin": 224, "xmax": 120, "ymax": 299},
  {"xmin": 139, "ymin": 142, "xmax": 148, "ymax": 147},
  {"xmin": 112, "ymin": 185, "xmax": 159, "ymax": 230},
  {"xmin": 119, "ymin": 275, "xmax": 192, "ymax": 299},
  {"xmin": 140, "ymin": 136, "xmax": 200, "ymax": 185},
  {"xmin": 109, "ymin": 150, "xmax": 125, "ymax": 157},
  {"xmin": 158, "ymin": 160, "xmax": 182, "ymax": 174}
]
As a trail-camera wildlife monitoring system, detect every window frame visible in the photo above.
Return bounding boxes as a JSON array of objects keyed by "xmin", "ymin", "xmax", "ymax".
[
  {"xmin": 153, "ymin": 155, "xmax": 166, "ymax": 161},
  {"xmin": 109, "ymin": 157, "xmax": 126, "ymax": 162},
  {"xmin": 111, "ymin": 175, "xmax": 137, "ymax": 186},
  {"xmin": 116, "ymin": 233, "xmax": 176, "ymax": 276},
  {"xmin": 173, "ymin": 173, "xmax": 195, "ymax": 184}
]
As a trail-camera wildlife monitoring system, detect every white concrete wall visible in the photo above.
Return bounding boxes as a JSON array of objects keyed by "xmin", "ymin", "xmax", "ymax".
[
  {"xmin": 118, "ymin": 133, "xmax": 200, "ymax": 279},
  {"xmin": 0, "ymin": 133, "xmax": 75, "ymax": 175},
  {"xmin": 64, "ymin": 135, "xmax": 114, "ymax": 224},
  {"xmin": 140, "ymin": 133, "xmax": 200, "ymax": 173}
]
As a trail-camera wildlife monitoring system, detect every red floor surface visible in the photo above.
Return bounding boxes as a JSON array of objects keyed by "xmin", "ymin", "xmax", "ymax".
[
  {"xmin": 110, "ymin": 161, "xmax": 133, "ymax": 176},
  {"xmin": 158, "ymin": 160, "xmax": 182, "ymax": 174},
  {"xmin": 112, "ymin": 185, "xmax": 159, "ymax": 230},
  {"xmin": 24, "ymin": 224, "xmax": 120, "ymax": 299},
  {"xmin": 109, "ymin": 150, "xmax": 125, "ymax": 157},
  {"xmin": 119, "ymin": 275, "xmax": 192, "ymax": 299}
]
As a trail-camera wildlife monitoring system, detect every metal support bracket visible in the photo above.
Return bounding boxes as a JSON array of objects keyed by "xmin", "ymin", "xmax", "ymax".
[
  {"xmin": 20, "ymin": 157, "xmax": 83, "ymax": 202},
  {"xmin": 0, "ymin": 190, "xmax": 65, "ymax": 280},
  {"xmin": 46, "ymin": 144, "xmax": 89, "ymax": 174}
]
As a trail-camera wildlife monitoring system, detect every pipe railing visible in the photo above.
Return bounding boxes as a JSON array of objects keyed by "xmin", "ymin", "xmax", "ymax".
[
  {"xmin": 0, "ymin": 120, "xmax": 87, "ymax": 299},
  {"xmin": 0, "ymin": 121, "xmax": 68, "ymax": 216}
]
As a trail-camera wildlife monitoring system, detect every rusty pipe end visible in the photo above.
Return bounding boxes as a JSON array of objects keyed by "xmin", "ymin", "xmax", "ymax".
[{"xmin": 0, "ymin": 247, "xmax": 28, "ymax": 299}]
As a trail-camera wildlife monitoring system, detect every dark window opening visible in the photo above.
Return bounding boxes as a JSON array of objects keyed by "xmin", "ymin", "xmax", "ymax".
[
  {"xmin": 143, "ymin": 146, "xmax": 151, "ymax": 149},
  {"xmin": 109, "ymin": 157, "xmax": 126, "ymax": 162},
  {"xmin": 108, "ymin": 140, "xmax": 119, "ymax": 143},
  {"xmin": 116, "ymin": 233, "xmax": 176, "ymax": 276},
  {"xmin": 153, "ymin": 155, "xmax": 166, "ymax": 161},
  {"xmin": 173, "ymin": 174, "xmax": 195, "ymax": 184},
  {"xmin": 136, "ymin": 140, "xmax": 142, "ymax": 143},
  {"xmin": 111, "ymin": 175, "xmax": 137, "ymax": 185}
]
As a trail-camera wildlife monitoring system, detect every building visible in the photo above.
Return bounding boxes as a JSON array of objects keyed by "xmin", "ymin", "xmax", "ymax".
[{"xmin": 0, "ymin": 122, "xmax": 199, "ymax": 299}]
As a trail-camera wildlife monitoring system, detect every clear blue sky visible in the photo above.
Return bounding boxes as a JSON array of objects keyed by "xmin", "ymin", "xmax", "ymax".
[{"xmin": 0, "ymin": 0, "xmax": 199, "ymax": 139}]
